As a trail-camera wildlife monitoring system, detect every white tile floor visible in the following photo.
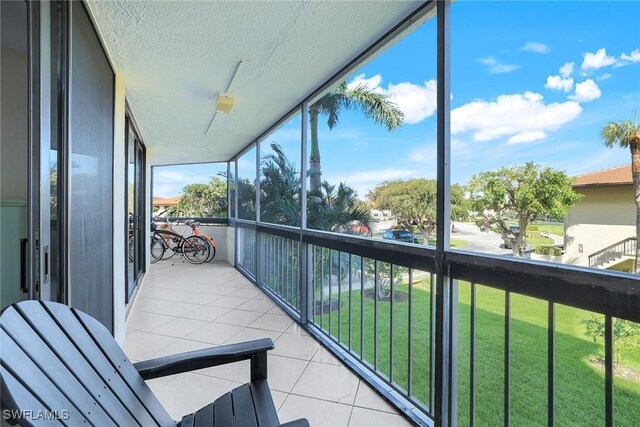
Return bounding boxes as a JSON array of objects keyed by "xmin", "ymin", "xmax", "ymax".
[{"xmin": 125, "ymin": 260, "xmax": 412, "ymax": 426}]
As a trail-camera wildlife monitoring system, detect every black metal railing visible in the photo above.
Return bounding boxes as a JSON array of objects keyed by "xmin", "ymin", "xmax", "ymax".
[
  {"xmin": 233, "ymin": 220, "xmax": 640, "ymax": 426},
  {"xmin": 589, "ymin": 237, "xmax": 636, "ymax": 268},
  {"xmin": 153, "ymin": 216, "xmax": 229, "ymax": 225}
]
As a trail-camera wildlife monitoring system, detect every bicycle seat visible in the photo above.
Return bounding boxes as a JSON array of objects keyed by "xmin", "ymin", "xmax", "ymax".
[
  {"xmin": 184, "ymin": 219, "xmax": 195, "ymax": 225},
  {"xmin": 166, "ymin": 218, "xmax": 179, "ymax": 226}
]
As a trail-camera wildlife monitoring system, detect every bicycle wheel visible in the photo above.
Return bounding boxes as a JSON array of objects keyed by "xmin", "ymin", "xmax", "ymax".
[
  {"xmin": 206, "ymin": 245, "xmax": 216, "ymax": 262},
  {"xmin": 203, "ymin": 236, "xmax": 217, "ymax": 262},
  {"xmin": 162, "ymin": 236, "xmax": 179, "ymax": 260},
  {"xmin": 182, "ymin": 235, "xmax": 210, "ymax": 264},
  {"xmin": 128, "ymin": 239, "xmax": 135, "ymax": 262},
  {"xmin": 150, "ymin": 237, "xmax": 165, "ymax": 263}
]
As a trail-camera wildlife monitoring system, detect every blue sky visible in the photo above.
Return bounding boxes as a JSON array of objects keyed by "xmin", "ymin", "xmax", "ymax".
[{"xmin": 154, "ymin": 1, "xmax": 639, "ymax": 199}]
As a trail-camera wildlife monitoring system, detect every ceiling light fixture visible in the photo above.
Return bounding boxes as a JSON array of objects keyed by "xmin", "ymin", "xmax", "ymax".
[
  {"xmin": 205, "ymin": 60, "xmax": 244, "ymax": 135},
  {"xmin": 215, "ymin": 92, "xmax": 234, "ymax": 113}
]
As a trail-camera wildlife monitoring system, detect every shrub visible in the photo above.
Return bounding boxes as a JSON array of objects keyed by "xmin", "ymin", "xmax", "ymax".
[{"xmin": 534, "ymin": 246, "xmax": 562, "ymax": 256}]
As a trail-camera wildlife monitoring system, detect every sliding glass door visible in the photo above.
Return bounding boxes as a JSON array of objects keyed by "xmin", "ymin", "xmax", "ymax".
[{"xmin": 126, "ymin": 113, "xmax": 145, "ymax": 301}]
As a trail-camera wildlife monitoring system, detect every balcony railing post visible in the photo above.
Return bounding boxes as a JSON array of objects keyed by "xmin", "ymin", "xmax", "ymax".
[
  {"xmin": 435, "ymin": 0, "xmax": 453, "ymax": 425},
  {"xmin": 300, "ymin": 101, "xmax": 309, "ymax": 324}
]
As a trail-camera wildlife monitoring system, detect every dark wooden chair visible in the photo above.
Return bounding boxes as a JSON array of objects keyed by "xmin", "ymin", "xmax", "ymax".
[{"xmin": 0, "ymin": 301, "xmax": 309, "ymax": 427}]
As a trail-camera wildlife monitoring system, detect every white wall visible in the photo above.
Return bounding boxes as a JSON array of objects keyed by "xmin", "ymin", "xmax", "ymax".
[
  {"xmin": 564, "ymin": 185, "xmax": 635, "ymax": 266},
  {"xmin": 113, "ymin": 73, "xmax": 126, "ymax": 344},
  {"xmin": 226, "ymin": 226, "xmax": 236, "ymax": 266}
]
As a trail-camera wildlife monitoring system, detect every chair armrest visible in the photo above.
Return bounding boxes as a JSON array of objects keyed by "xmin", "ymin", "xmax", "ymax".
[
  {"xmin": 278, "ymin": 419, "xmax": 310, "ymax": 427},
  {"xmin": 133, "ymin": 338, "xmax": 274, "ymax": 380}
]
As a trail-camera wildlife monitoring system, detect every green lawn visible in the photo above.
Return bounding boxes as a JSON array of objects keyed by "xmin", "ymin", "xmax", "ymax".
[
  {"xmin": 528, "ymin": 236, "xmax": 554, "ymax": 245},
  {"xmin": 316, "ymin": 279, "xmax": 640, "ymax": 426},
  {"xmin": 534, "ymin": 223, "xmax": 565, "ymax": 236},
  {"xmin": 425, "ymin": 237, "xmax": 469, "ymax": 248}
]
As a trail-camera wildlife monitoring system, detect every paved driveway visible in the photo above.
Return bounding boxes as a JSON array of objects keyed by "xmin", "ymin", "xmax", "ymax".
[{"xmin": 452, "ymin": 222, "xmax": 512, "ymax": 255}]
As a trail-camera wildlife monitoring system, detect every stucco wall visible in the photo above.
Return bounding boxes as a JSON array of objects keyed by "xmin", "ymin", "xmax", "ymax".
[
  {"xmin": 112, "ymin": 73, "xmax": 126, "ymax": 344},
  {"xmin": 563, "ymin": 185, "xmax": 635, "ymax": 266}
]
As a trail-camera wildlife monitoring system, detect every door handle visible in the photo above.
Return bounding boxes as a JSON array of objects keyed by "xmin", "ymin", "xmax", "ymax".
[
  {"xmin": 43, "ymin": 245, "xmax": 49, "ymax": 284},
  {"xmin": 20, "ymin": 238, "xmax": 28, "ymax": 293}
]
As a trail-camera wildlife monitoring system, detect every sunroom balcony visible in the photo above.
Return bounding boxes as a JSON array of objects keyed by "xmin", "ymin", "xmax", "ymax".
[{"xmin": 127, "ymin": 220, "xmax": 640, "ymax": 427}]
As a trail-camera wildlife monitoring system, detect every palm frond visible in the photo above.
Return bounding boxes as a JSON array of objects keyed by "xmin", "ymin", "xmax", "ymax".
[
  {"xmin": 342, "ymin": 84, "xmax": 404, "ymax": 131},
  {"xmin": 601, "ymin": 120, "xmax": 638, "ymax": 148}
]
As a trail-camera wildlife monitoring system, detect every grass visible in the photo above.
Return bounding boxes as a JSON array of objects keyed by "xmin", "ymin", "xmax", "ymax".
[
  {"xmin": 425, "ymin": 237, "xmax": 469, "ymax": 248},
  {"xmin": 534, "ymin": 223, "xmax": 565, "ymax": 236},
  {"xmin": 315, "ymin": 279, "xmax": 640, "ymax": 426},
  {"xmin": 528, "ymin": 236, "xmax": 554, "ymax": 245}
]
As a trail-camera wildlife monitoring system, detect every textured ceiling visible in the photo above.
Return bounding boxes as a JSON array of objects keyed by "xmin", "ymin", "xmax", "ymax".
[{"xmin": 86, "ymin": 1, "xmax": 422, "ymax": 166}]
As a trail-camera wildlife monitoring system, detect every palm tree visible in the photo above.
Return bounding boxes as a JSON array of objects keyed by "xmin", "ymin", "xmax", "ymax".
[
  {"xmin": 260, "ymin": 143, "xmax": 301, "ymax": 226},
  {"xmin": 260, "ymin": 143, "xmax": 370, "ymax": 232},
  {"xmin": 307, "ymin": 181, "xmax": 371, "ymax": 232},
  {"xmin": 308, "ymin": 81, "xmax": 404, "ymax": 194},
  {"xmin": 601, "ymin": 114, "xmax": 640, "ymax": 273}
]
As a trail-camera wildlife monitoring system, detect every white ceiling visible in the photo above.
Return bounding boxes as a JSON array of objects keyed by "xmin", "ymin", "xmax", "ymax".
[{"xmin": 86, "ymin": 0, "xmax": 422, "ymax": 166}]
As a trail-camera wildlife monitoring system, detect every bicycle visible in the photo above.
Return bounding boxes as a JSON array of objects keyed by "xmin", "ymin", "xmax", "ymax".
[
  {"xmin": 150, "ymin": 219, "xmax": 210, "ymax": 264},
  {"xmin": 184, "ymin": 220, "xmax": 217, "ymax": 262}
]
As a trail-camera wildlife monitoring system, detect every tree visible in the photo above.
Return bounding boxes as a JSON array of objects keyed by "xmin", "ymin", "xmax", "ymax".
[
  {"xmin": 601, "ymin": 115, "xmax": 640, "ymax": 273},
  {"xmin": 237, "ymin": 177, "xmax": 256, "ymax": 220},
  {"xmin": 308, "ymin": 81, "xmax": 404, "ymax": 194},
  {"xmin": 258, "ymin": 143, "xmax": 370, "ymax": 233},
  {"xmin": 368, "ymin": 179, "xmax": 437, "ymax": 243},
  {"xmin": 368, "ymin": 179, "xmax": 468, "ymax": 243},
  {"xmin": 466, "ymin": 163, "xmax": 581, "ymax": 256},
  {"xmin": 173, "ymin": 176, "xmax": 227, "ymax": 217},
  {"xmin": 260, "ymin": 143, "xmax": 301, "ymax": 226},
  {"xmin": 308, "ymin": 182, "xmax": 371, "ymax": 232},
  {"xmin": 582, "ymin": 316, "xmax": 640, "ymax": 368}
]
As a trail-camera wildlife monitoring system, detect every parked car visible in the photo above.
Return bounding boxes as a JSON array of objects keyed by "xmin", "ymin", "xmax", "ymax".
[{"xmin": 382, "ymin": 229, "xmax": 417, "ymax": 243}]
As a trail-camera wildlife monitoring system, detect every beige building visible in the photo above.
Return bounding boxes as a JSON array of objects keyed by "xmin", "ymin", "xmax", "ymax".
[{"xmin": 563, "ymin": 164, "xmax": 636, "ymax": 270}]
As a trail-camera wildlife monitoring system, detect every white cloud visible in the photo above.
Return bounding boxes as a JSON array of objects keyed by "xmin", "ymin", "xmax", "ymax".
[
  {"xmin": 477, "ymin": 56, "xmax": 520, "ymax": 74},
  {"xmin": 581, "ymin": 48, "xmax": 616, "ymax": 71},
  {"xmin": 451, "ymin": 92, "xmax": 582, "ymax": 144},
  {"xmin": 598, "ymin": 73, "xmax": 612, "ymax": 81},
  {"xmin": 559, "ymin": 62, "xmax": 574, "ymax": 78},
  {"xmin": 545, "ymin": 75, "xmax": 574, "ymax": 92},
  {"xmin": 569, "ymin": 79, "xmax": 601, "ymax": 102},
  {"xmin": 521, "ymin": 42, "xmax": 551, "ymax": 54},
  {"xmin": 348, "ymin": 73, "xmax": 437, "ymax": 124},
  {"xmin": 507, "ymin": 130, "xmax": 547, "ymax": 145},
  {"xmin": 385, "ymin": 81, "xmax": 437, "ymax": 124},
  {"xmin": 619, "ymin": 49, "xmax": 640, "ymax": 65},
  {"xmin": 348, "ymin": 74, "xmax": 383, "ymax": 93}
]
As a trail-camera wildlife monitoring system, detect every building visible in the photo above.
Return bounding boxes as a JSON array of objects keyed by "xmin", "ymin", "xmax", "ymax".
[
  {"xmin": 1, "ymin": 2, "xmax": 638, "ymax": 426},
  {"xmin": 152, "ymin": 196, "xmax": 181, "ymax": 216},
  {"xmin": 564, "ymin": 164, "xmax": 636, "ymax": 271}
]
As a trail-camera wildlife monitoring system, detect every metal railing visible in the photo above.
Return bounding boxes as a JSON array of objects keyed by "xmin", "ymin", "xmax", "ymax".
[
  {"xmin": 588, "ymin": 237, "xmax": 636, "ymax": 268},
  {"xmin": 153, "ymin": 216, "xmax": 229, "ymax": 225},
  {"xmin": 234, "ymin": 221, "xmax": 640, "ymax": 426}
]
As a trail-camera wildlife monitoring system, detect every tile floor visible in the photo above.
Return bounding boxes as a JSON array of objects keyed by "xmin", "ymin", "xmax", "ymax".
[{"xmin": 125, "ymin": 260, "xmax": 412, "ymax": 427}]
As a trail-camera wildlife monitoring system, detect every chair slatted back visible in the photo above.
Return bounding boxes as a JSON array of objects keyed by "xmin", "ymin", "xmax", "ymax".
[{"xmin": 0, "ymin": 301, "xmax": 176, "ymax": 427}]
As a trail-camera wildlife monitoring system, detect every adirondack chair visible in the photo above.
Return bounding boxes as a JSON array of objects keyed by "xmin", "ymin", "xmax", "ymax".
[{"xmin": 0, "ymin": 301, "xmax": 309, "ymax": 427}]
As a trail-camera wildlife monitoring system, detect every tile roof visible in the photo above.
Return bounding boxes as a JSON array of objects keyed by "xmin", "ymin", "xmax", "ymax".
[
  {"xmin": 573, "ymin": 164, "xmax": 632, "ymax": 187},
  {"xmin": 153, "ymin": 196, "xmax": 181, "ymax": 205}
]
